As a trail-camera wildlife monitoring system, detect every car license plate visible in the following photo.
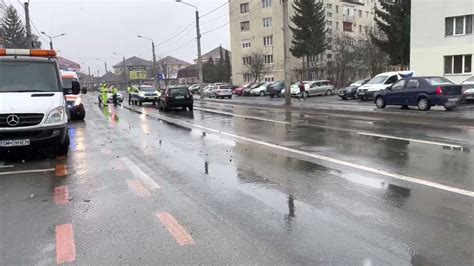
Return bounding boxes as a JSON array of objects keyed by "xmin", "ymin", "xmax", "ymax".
[
  {"xmin": 0, "ymin": 139, "xmax": 30, "ymax": 147},
  {"xmin": 175, "ymin": 96, "xmax": 185, "ymax": 99},
  {"xmin": 359, "ymin": 92, "xmax": 365, "ymax": 95},
  {"xmin": 448, "ymin": 98, "xmax": 458, "ymax": 102}
]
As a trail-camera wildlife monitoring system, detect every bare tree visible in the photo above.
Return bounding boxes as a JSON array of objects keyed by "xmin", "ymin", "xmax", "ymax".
[
  {"xmin": 328, "ymin": 32, "xmax": 358, "ymax": 88},
  {"xmin": 356, "ymin": 28, "xmax": 390, "ymax": 77},
  {"xmin": 243, "ymin": 51, "xmax": 271, "ymax": 83}
]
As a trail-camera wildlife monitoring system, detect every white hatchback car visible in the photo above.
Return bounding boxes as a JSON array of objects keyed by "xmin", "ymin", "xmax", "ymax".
[{"xmin": 357, "ymin": 71, "xmax": 415, "ymax": 100}]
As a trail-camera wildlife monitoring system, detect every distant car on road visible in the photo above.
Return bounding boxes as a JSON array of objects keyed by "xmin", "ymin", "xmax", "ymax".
[
  {"xmin": 188, "ymin": 84, "xmax": 201, "ymax": 94},
  {"xmin": 160, "ymin": 86, "xmax": 193, "ymax": 111},
  {"xmin": 234, "ymin": 83, "xmax": 253, "ymax": 96},
  {"xmin": 290, "ymin": 81, "xmax": 312, "ymax": 96},
  {"xmin": 357, "ymin": 71, "xmax": 415, "ymax": 101},
  {"xmin": 130, "ymin": 85, "xmax": 160, "ymax": 106},
  {"xmin": 98, "ymin": 89, "xmax": 124, "ymax": 104},
  {"xmin": 461, "ymin": 76, "xmax": 474, "ymax": 102},
  {"xmin": 243, "ymin": 82, "xmax": 264, "ymax": 96},
  {"xmin": 374, "ymin": 76, "xmax": 463, "ymax": 111},
  {"xmin": 338, "ymin": 79, "xmax": 369, "ymax": 100},
  {"xmin": 268, "ymin": 82, "xmax": 285, "ymax": 97},
  {"xmin": 206, "ymin": 84, "xmax": 233, "ymax": 99}
]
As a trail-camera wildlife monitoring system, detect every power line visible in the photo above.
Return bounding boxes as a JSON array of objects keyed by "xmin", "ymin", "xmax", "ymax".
[
  {"xmin": 155, "ymin": 21, "xmax": 195, "ymax": 47},
  {"xmin": 161, "ymin": 37, "xmax": 196, "ymax": 55},
  {"xmin": 201, "ymin": 2, "xmax": 228, "ymax": 18},
  {"xmin": 200, "ymin": 13, "xmax": 227, "ymax": 26},
  {"xmin": 201, "ymin": 22, "xmax": 229, "ymax": 35}
]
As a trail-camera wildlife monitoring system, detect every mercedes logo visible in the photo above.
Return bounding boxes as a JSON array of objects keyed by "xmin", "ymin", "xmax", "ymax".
[{"xmin": 6, "ymin": 115, "xmax": 20, "ymax": 127}]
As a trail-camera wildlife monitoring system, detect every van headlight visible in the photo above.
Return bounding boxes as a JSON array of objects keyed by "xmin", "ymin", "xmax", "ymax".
[{"xmin": 45, "ymin": 106, "xmax": 65, "ymax": 124}]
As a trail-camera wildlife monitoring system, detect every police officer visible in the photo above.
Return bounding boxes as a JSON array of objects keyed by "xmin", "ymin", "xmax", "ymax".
[
  {"xmin": 100, "ymin": 83, "xmax": 108, "ymax": 106},
  {"xmin": 127, "ymin": 86, "xmax": 133, "ymax": 105},
  {"xmin": 112, "ymin": 85, "xmax": 118, "ymax": 106}
]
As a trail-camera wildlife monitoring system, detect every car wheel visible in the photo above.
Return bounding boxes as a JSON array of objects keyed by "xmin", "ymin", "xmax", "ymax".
[
  {"xmin": 341, "ymin": 96, "xmax": 347, "ymax": 100},
  {"xmin": 152, "ymin": 101, "xmax": 156, "ymax": 105},
  {"xmin": 375, "ymin": 96, "xmax": 386, "ymax": 109},
  {"xmin": 228, "ymin": 96, "xmax": 232, "ymax": 99},
  {"xmin": 401, "ymin": 105, "xmax": 409, "ymax": 110},
  {"xmin": 138, "ymin": 100, "xmax": 142, "ymax": 106},
  {"xmin": 304, "ymin": 91, "xmax": 309, "ymax": 98},
  {"xmin": 77, "ymin": 112, "xmax": 86, "ymax": 121},
  {"xmin": 417, "ymin": 97, "xmax": 431, "ymax": 111},
  {"xmin": 277, "ymin": 92, "xmax": 282, "ymax": 97},
  {"xmin": 259, "ymin": 91, "xmax": 265, "ymax": 96},
  {"xmin": 325, "ymin": 90, "xmax": 332, "ymax": 96},
  {"xmin": 188, "ymin": 105, "xmax": 193, "ymax": 111}
]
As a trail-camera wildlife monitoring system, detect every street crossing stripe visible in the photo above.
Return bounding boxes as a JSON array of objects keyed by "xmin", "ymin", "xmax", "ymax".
[
  {"xmin": 194, "ymin": 107, "xmax": 291, "ymax": 125},
  {"xmin": 156, "ymin": 212, "xmax": 194, "ymax": 246},
  {"xmin": 55, "ymin": 164, "xmax": 68, "ymax": 177},
  {"xmin": 56, "ymin": 224, "xmax": 76, "ymax": 264},
  {"xmin": 54, "ymin": 185, "xmax": 69, "ymax": 205},
  {"xmin": 146, "ymin": 110, "xmax": 474, "ymax": 198},
  {"xmin": 127, "ymin": 179, "xmax": 151, "ymax": 198},
  {"xmin": 120, "ymin": 157, "xmax": 161, "ymax": 191},
  {"xmin": 357, "ymin": 132, "xmax": 465, "ymax": 149},
  {"xmin": 0, "ymin": 168, "xmax": 55, "ymax": 176}
]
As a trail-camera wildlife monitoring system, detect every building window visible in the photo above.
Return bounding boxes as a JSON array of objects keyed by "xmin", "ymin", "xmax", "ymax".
[
  {"xmin": 327, "ymin": 28, "xmax": 332, "ymax": 34},
  {"xmin": 358, "ymin": 10, "xmax": 362, "ymax": 17},
  {"xmin": 335, "ymin": 21, "xmax": 339, "ymax": 30},
  {"xmin": 243, "ymin": 56, "xmax": 252, "ymax": 66},
  {"xmin": 264, "ymin": 54, "xmax": 273, "ymax": 64},
  {"xmin": 263, "ymin": 17, "xmax": 272, "ymax": 27},
  {"xmin": 262, "ymin": 0, "xmax": 272, "ymax": 8},
  {"xmin": 327, "ymin": 12, "xmax": 332, "ymax": 18},
  {"xmin": 343, "ymin": 22, "xmax": 353, "ymax": 32},
  {"xmin": 263, "ymin": 35, "xmax": 273, "ymax": 46},
  {"xmin": 327, "ymin": 53, "xmax": 333, "ymax": 60},
  {"xmin": 244, "ymin": 74, "xmax": 252, "ymax": 83},
  {"xmin": 444, "ymin": 54, "xmax": 472, "ymax": 74},
  {"xmin": 327, "ymin": 4, "xmax": 332, "ymax": 9},
  {"xmin": 336, "ymin": 5, "xmax": 339, "ymax": 13},
  {"xmin": 446, "ymin": 15, "xmax": 473, "ymax": 36},
  {"xmin": 366, "ymin": 11, "xmax": 369, "ymax": 18},
  {"xmin": 264, "ymin": 76, "xmax": 274, "ymax": 82},
  {"xmin": 327, "ymin": 21, "xmax": 332, "ymax": 26},
  {"xmin": 240, "ymin": 3, "xmax": 249, "ymax": 13},
  {"xmin": 359, "ymin": 25, "xmax": 362, "ymax": 32},
  {"xmin": 242, "ymin": 40, "xmax": 251, "ymax": 48},
  {"xmin": 310, "ymin": 72, "xmax": 316, "ymax": 80},
  {"xmin": 241, "ymin": 21, "xmax": 250, "ymax": 31}
]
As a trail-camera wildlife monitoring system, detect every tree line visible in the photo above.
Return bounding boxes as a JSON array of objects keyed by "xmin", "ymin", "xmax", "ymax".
[
  {"xmin": 203, "ymin": 47, "xmax": 232, "ymax": 83},
  {"xmin": 0, "ymin": 3, "xmax": 42, "ymax": 48}
]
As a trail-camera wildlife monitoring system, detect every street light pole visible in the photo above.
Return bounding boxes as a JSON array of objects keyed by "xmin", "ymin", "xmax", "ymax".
[
  {"xmin": 176, "ymin": 0, "xmax": 203, "ymax": 98},
  {"xmin": 282, "ymin": 0, "xmax": 292, "ymax": 106},
  {"xmin": 41, "ymin": 32, "xmax": 66, "ymax": 50},
  {"xmin": 96, "ymin": 58, "xmax": 108, "ymax": 74},
  {"xmin": 113, "ymin": 52, "xmax": 129, "ymax": 88},
  {"xmin": 138, "ymin": 35, "xmax": 160, "ymax": 90}
]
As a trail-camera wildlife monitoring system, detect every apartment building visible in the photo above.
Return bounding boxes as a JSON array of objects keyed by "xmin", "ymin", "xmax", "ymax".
[
  {"xmin": 230, "ymin": 0, "xmax": 378, "ymax": 85},
  {"xmin": 410, "ymin": 0, "xmax": 473, "ymax": 84}
]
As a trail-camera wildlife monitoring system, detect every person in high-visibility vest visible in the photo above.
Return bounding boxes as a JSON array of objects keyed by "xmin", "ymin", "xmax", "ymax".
[
  {"xmin": 100, "ymin": 84, "xmax": 108, "ymax": 106},
  {"xmin": 127, "ymin": 86, "xmax": 133, "ymax": 105},
  {"xmin": 112, "ymin": 86, "xmax": 118, "ymax": 106}
]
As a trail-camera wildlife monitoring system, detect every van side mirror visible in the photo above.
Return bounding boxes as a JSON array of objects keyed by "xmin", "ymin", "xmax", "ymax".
[
  {"xmin": 81, "ymin": 87, "xmax": 88, "ymax": 94},
  {"xmin": 71, "ymin": 80, "xmax": 81, "ymax": 95}
]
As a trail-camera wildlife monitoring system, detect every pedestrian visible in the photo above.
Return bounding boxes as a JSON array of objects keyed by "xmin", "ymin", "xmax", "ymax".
[
  {"xmin": 112, "ymin": 85, "xmax": 118, "ymax": 106},
  {"xmin": 100, "ymin": 83, "xmax": 108, "ymax": 106},
  {"xmin": 127, "ymin": 86, "xmax": 133, "ymax": 105},
  {"xmin": 299, "ymin": 81, "xmax": 306, "ymax": 101}
]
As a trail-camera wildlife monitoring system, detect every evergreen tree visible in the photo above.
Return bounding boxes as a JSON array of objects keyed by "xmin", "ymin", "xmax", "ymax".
[
  {"xmin": 1, "ymin": 5, "xmax": 27, "ymax": 48},
  {"xmin": 224, "ymin": 50, "xmax": 231, "ymax": 83},
  {"xmin": 371, "ymin": 0, "xmax": 410, "ymax": 68},
  {"xmin": 203, "ymin": 57, "xmax": 217, "ymax": 83},
  {"xmin": 290, "ymin": 0, "xmax": 326, "ymax": 80},
  {"xmin": 216, "ymin": 46, "xmax": 225, "ymax": 81}
]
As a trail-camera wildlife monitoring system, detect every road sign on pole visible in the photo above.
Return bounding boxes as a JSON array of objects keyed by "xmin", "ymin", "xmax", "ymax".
[{"xmin": 129, "ymin": 66, "xmax": 147, "ymax": 80}]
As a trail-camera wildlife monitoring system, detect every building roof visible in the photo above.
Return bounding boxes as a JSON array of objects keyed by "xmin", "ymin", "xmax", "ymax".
[
  {"xmin": 99, "ymin": 72, "xmax": 122, "ymax": 83},
  {"xmin": 157, "ymin": 56, "xmax": 190, "ymax": 66},
  {"xmin": 57, "ymin": 56, "xmax": 81, "ymax": 70},
  {"xmin": 177, "ymin": 64, "xmax": 199, "ymax": 78},
  {"xmin": 112, "ymin": 56, "xmax": 153, "ymax": 68},
  {"xmin": 196, "ymin": 46, "xmax": 231, "ymax": 62}
]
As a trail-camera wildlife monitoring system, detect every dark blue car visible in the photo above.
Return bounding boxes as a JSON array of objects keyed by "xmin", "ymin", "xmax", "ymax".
[{"xmin": 374, "ymin": 77, "xmax": 463, "ymax": 111}]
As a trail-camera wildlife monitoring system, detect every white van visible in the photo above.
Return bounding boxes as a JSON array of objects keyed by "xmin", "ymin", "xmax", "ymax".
[
  {"xmin": 357, "ymin": 71, "xmax": 415, "ymax": 100},
  {"xmin": 0, "ymin": 49, "xmax": 77, "ymax": 156}
]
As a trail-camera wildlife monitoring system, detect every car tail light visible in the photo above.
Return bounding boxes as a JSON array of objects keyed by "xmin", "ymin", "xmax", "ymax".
[{"xmin": 435, "ymin": 86, "xmax": 443, "ymax": 95}]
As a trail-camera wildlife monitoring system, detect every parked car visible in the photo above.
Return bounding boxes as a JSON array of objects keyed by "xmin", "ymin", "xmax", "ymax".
[
  {"xmin": 357, "ymin": 71, "xmax": 415, "ymax": 100},
  {"xmin": 243, "ymin": 82, "xmax": 264, "ymax": 96},
  {"xmin": 338, "ymin": 79, "xmax": 369, "ymax": 100},
  {"xmin": 374, "ymin": 76, "xmax": 462, "ymax": 111},
  {"xmin": 461, "ymin": 76, "xmax": 474, "ymax": 102},
  {"xmin": 306, "ymin": 80, "xmax": 335, "ymax": 96},
  {"xmin": 234, "ymin": 83, "xmax": 252, "ymax": 96},
  {"xmin": 130, "ymin": 85, "xmax": 160, "ymax": 105},
  {"xmin": 188, "ymin": 84, "xmax": 201, "ymax": 94},
  {"xmin": 206, "ymin": 84, "xmax": 233, "ymax": 99},
  {"xmin": 160, "ymin": 86, "xmax": 193, "ymax": 111},
  {"xmin": 290, "ymin": 81, "xmax": 313, "ymax": 96},
  {"xmin": 250, "ymin": 82, "xmax": 274, "ymax": 96},
  {"xmin": 268, "ymin": 82, "xmax": 286, "ymax": 97},
  {"xmin": 98, "ymin": 89, "xmax": 124, "ymax": 104}
]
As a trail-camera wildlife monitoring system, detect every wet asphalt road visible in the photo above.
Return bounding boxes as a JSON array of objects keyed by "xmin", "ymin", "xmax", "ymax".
[{"xmin": 1, "ymin": 92, "xmax": 473, "ymax": 265}]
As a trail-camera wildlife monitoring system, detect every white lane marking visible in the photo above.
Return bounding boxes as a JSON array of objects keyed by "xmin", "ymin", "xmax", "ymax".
[
  {"xmin": 0, "ymin": 161, "xmax": 14, "ymax": 169},
  {"xmin": 0, "ymin": 168, "xmax": 55, "ymax": 176},
  {"xmin": 196, "ymin": 104, "xmax": 467, "ymax": 149},
  {"xmin": 151, "ymin": 112, "xmax": 474, "ymax": 198},
  {"xmin": 120, "ymin": 157, "xmax": 161, "ymax": 191},
  {"xmin": 194, "ymin": 107, "xmax": 291, "ymax": 125},
  {"xmin": 357, "ymin": 132, "xmax": 464, "ymax": 149}
]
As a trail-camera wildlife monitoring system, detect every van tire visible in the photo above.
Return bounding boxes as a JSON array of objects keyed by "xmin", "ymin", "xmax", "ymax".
[{"xmin": 56, "ymin": 135, "xmax": 70, "ymax": 156}]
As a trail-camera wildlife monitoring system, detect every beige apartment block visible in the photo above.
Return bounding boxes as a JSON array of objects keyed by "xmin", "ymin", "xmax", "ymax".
[
  {"xmin": 230, "ymin": 0, "xmax": 379, "ymax": 86},
  {"xmin": 410, "ymin": 0, "xmax": 473, "ymax": 84}
]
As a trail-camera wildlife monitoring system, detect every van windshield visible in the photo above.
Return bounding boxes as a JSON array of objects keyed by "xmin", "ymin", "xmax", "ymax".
[
  {"xmin": 0, "ymin": 61, "xmax": 60, "ymax": 92},
  {"xmin": 367, "ymin": 76, "xmax": 388, "ymax": 84}
]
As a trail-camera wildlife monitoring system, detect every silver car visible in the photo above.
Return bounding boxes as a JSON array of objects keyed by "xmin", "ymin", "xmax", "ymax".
[
  {"xmin": 306, "ymin": 80, "xmax": 335, "ymax": 96},
  {"xmin": 207, "ymin": 85, "xmax": 233, "ymax": 99}
]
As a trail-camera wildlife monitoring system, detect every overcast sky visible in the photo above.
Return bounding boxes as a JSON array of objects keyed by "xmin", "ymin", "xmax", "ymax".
[{"xmin": 8, "ymin": 0, "xmax": 230, "ymax": 75}]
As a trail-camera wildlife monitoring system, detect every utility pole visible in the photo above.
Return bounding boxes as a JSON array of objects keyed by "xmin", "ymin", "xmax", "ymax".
[
  {"xmin": 195, "ymin": 10, "xmax": 203, "ymax": 98},
  {"xmin": 122, "ymin": 56, "xmax": 128, "ymax": 87},
  {"xmin": 282, "ymin": 0, "xmax": 291, "ymax": 106},
  {"xmin": 151, "ymin": 41, "xmax": 160, "ymax": 90},
  {"xmin": 88, "ymin": 66, "xmax": 91, "ymax": 76},
  {"xmin": 24, "ymin": 2, "xmax": 32, "ymax": 48}
]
